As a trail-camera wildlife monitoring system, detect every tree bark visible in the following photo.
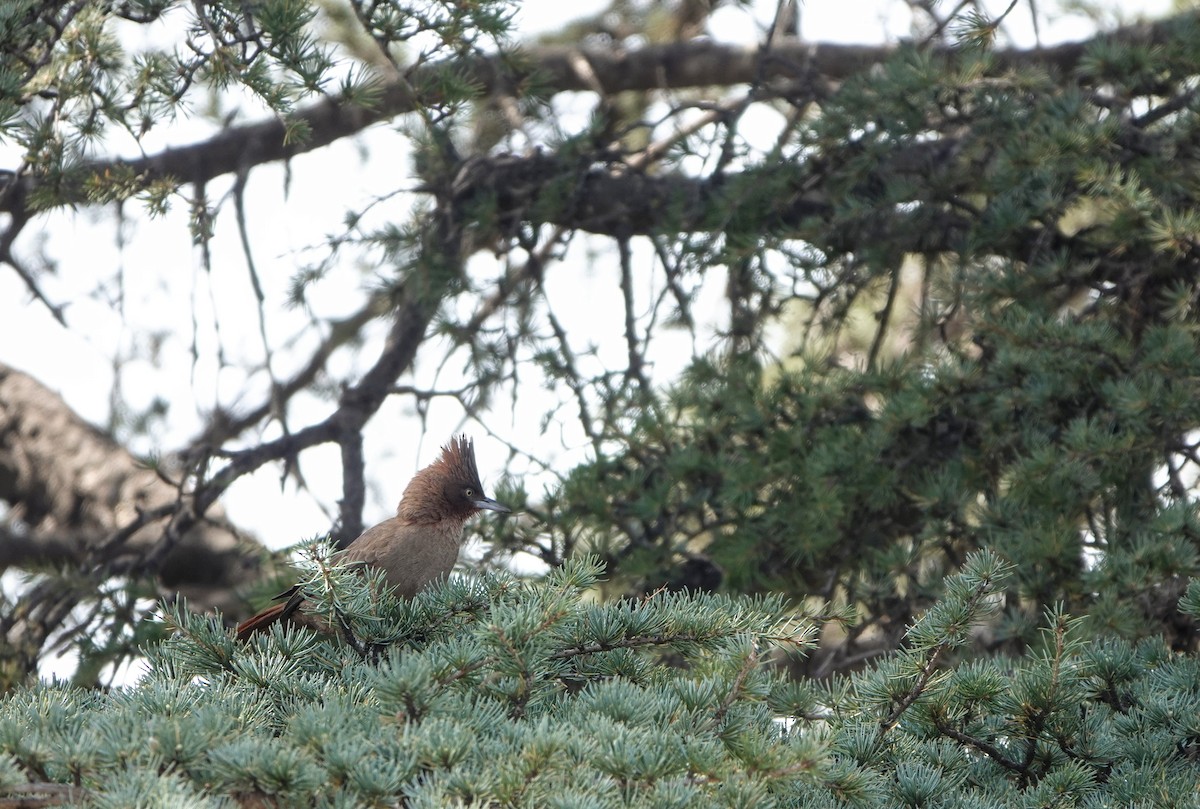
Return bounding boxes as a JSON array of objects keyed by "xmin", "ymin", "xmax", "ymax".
[{"xmin": 0, "ymin": 361, "xmax": 264, "ymax": 615}]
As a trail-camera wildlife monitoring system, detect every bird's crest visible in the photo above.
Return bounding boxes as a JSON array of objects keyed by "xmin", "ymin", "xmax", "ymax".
[{"xmin": 430, "ymin": 434, "xmax": 481, "ymax": 487}]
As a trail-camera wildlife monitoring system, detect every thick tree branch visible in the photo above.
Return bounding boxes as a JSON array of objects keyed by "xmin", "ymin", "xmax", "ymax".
[
  {"xmin": 0, "ymin": 525, "xmax": 77, "ymax": 569},
  {"xmin": 445, "ymin": 145, "xmax": 971, "ymax": 251},
  {"xmin": 0, "ymin": 362, "xmax": 263, "ymax": 612},
  {"xmin": 0, "ymin": 11, "xmax": 1190, "ymax": 214}
]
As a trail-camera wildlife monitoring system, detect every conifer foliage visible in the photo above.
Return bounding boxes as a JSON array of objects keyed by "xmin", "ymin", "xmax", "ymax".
[
  {"xmin": 2, "ymin": 554, "xmax": 1200, "ymax": 806},
  {"xmin": 492, "ymin": 13, "xmax": 1200, "ymax": 670}
]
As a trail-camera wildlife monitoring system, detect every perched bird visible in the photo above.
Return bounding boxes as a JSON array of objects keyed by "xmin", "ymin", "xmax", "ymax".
[{"xmin": 236, "ymin": 435, "xmax": 509, "ymax": 641}]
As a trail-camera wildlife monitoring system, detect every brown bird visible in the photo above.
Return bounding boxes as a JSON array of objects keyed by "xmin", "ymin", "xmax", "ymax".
[{"xmin": 236, "ymin": 435, "xmax": 509, "ymax": 641}]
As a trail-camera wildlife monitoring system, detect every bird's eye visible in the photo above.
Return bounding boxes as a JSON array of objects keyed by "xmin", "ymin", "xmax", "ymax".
[{"xmin": 464, "ymin": 487, "xmax": 476, "ymax": 498}]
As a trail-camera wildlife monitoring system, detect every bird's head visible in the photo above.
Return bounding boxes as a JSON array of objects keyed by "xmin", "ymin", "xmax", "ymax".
[{"xmin": 397, "ymin": 435, "xmax": 511, "ymax": 524}]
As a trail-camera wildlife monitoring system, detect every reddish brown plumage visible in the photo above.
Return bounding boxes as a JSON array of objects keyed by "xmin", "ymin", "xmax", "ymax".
[
  {"xmin": 234, "ymin": 602, "xmax": 289, "ymax": 640},
  {"xmin": 235, "ymin": 436, "xmax": 508, "ymax": 641}
]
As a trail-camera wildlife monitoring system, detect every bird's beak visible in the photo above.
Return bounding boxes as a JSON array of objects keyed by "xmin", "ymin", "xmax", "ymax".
[{"xmin": 474, "ymin": 496, "xmax": 511, "ymax": 514}]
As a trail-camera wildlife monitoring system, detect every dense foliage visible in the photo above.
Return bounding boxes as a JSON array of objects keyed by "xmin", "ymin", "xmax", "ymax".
[
  {"xmin": 3, "ymin": 555, "xmax": 1199, "ymax": 807},
  {"xmin": 488, "ymin": 22, "xmax": 1200, "ymax": 669}
]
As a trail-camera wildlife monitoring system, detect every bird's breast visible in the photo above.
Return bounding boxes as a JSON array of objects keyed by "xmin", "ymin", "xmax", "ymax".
[{"xmin": 342, "ymin": 518, "xmax": 466, "ymax": 599}]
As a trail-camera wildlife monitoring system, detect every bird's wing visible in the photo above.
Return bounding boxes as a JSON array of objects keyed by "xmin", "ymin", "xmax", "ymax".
[
  {"xmin": 339, "ymin": 519, "xmax": 400, "ymax": 567},
  {"xmin": 272, "ymin": 584, "xmax": 302, "ymax": 602}
]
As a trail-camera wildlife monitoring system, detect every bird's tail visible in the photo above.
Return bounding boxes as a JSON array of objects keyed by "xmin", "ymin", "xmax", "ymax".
[{"xmin": 235, "ymin": 603, "xmax": 288, "ymax": 641}]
